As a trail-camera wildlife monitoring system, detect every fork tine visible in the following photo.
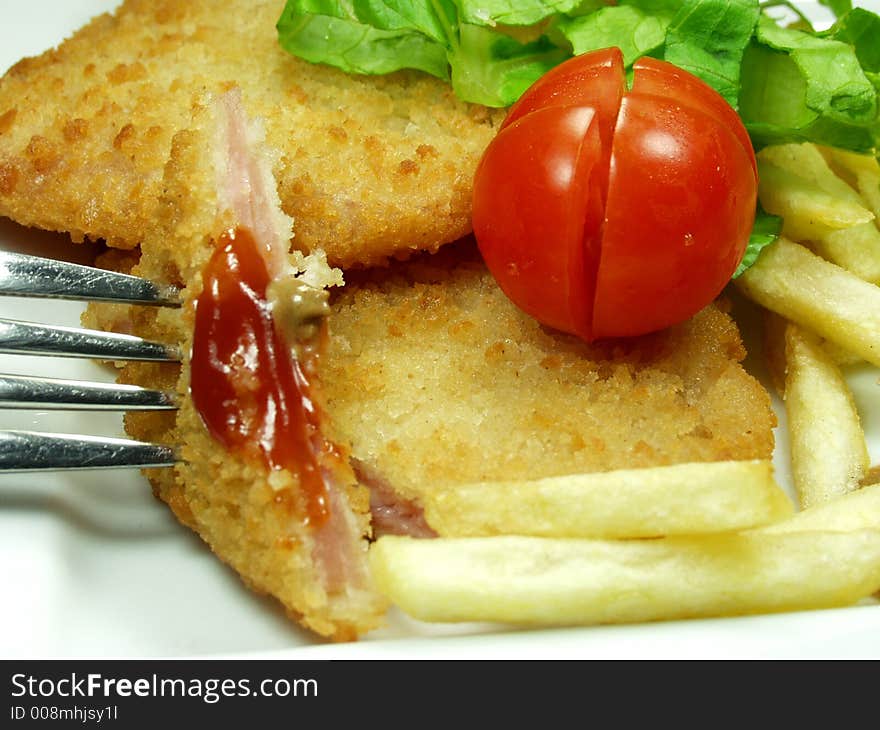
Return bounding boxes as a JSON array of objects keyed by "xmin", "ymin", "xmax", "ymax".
[
  {"xmin": 0, "ymin": 253, "xmax": 181, "ymax": 467},
  {"xmin": 0, "ymin": 251, "xmax": 180, "ymax": 306},
  {"xmin": 0, "ymin": 374, "xmax": 178, "ymax": 410},
  {"xmin": 0, "ymin": 318, "xmax": 180, "ymax": 361},
  {"xmin": 0, "ymin": 430, "xmax": 178, "ymax": 471}
]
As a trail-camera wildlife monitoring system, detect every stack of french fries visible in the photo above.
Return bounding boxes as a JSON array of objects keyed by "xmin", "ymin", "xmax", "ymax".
[
  {"xmin": 738, "ymin": 144, "xmax": 880, "ymax": 507},
  {"xmin": 369, "ymin": 143, "xmax": 880, "ymax": 628}
]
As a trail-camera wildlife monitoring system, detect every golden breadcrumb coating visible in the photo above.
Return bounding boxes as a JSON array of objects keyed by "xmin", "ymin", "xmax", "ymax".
[
  {"xmin": 319, "ymin": 242, "xmax": 776, "ymax": 504},
  {"xmin": 89, "ymin": 235, "xmax": 776, "ymax": 638},
  {"xmin": 85, "ymin": 95, "xmax": 387, "ymax": 641},
  {"xmin": 0, "ymin": 0, "xmax": 503, "ymax": 267}
]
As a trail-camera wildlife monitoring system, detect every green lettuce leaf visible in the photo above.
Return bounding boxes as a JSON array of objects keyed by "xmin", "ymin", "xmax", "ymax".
[
  {"xmin": 555, "ymin": 5, "xmax": 671, "ymax": 64},
  {"xmin": 662, "ymin": 0, "xmax": 760, "ymax": 108},
  {"xmin": 276, "ymin": 10, "xmax": 450, "ymax": 78},
  {"xmin": 733, "ymin": 206, "xmax": 782, "ymax": 278},
  {"xmin": 739, "ymin": 15, "xmax": 879, "ymax": 151},
  {"xmin": 558, "ymin": 0, "xmax": 762, "ymax": 110},
  {"xmin": 824, "ymin": 7, "xmax": 880, "ymax": 72},
  {"xmin": 453, "ymin": 0, "xmax": 585, "ymax": 27},
  {"xmin": 757, "ymin": 16, "xmax": 876, "ymax": 121},
  {"xmin": 450, "ymin": 24, "xmax": 569, "ymax": 106},
  {"xmin": 818, "ymin": 0, "xmax": 853, "ymax": 19},
  {"xmin": 278, "ymin": 0, "xmax": 574, "ymax": 104},
  {"xmin": 284, "ymin": 0, "xmax": 454, "ymax": 41}
]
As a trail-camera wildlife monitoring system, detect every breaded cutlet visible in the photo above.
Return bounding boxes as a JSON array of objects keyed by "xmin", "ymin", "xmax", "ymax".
[
  {"xmin": 88, "ymin": 172, "xmax": 775, "ymax": 641},
  {"xmin": 320, "ymin": 242, "xmax": 776, "ymax": 508},
  {"xmin": 0, "ymin": 0, "xmax": 503, "ymax": 267},
  {"xmin": 86, "ymin": 89, "xmax": 389, "ymax": 640}
]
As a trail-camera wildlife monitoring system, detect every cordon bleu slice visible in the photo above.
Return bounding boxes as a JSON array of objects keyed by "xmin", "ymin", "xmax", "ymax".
[
  {"xmin": 91, "ymin": 89, "xmax": 388, "ymax": 640},
  {"xmin": 0, "ymin": 0, "xmax": 503, "ymax": 267},
  {"xmin": 319, "ymin": 244, "xmax": 777, "ymax": 527}
]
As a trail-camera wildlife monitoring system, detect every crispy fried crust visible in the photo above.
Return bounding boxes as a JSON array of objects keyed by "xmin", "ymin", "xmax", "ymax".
[
  {"xmin": 85, "ymin": 99, "xmax": 387, "ymax": 641},
  {"xmin": 319, "ymin": 243, "xmax": 776, "ymax": 504},
  {"xmin": 88, "ymin": 237, "xmax": 776, "ymax": 639},
  {"xmin": 0, "ymin": 0, "xmax": 503, "ymax": 267}
]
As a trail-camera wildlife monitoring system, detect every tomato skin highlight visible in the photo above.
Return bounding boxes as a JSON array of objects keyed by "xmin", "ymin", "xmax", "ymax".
[
  {"xmin": 472, "ymin": 49, "xmax": 758, "ymax": 341},
  {"xmin": 503, "ymin": 46, "xmax": 626, "ymax": 223},
  {"xmin": 473, "ymin": 105, "xmax": 604, "ymax": 338},
  {"xmin": 630, "ymin": 57, "xmax": 757, "ymax": 177},
  {"xmin": 592, "ymin": 92, "xmax": 757, "ymax": 338},
  {"xmin": 503, "ymin": 46, "xmax": 625, "ymax": 143}
]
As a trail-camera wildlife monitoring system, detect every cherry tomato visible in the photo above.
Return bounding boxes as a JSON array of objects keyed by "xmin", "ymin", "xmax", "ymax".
[{"xmin": 472, "ymin": 47, "xmax": 758, "ymax": 341}]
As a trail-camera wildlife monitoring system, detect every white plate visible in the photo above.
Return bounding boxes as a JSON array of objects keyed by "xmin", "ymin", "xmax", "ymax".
[{"xmin": 1, "ymin": 0, "xmax": 879, "ymax": 659}]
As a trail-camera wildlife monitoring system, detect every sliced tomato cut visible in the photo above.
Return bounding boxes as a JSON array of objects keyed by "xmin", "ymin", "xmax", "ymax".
[
  {"xmin": 472, "ymin": 48, "xmax": 759, "ymax": 342},
  {"xmin": 503, "ymin": 46, "xmax": 626, "ymax": 142},
  {"xmin": 592, "ymin": 93, "xmax": 758, "ymax": 338},
  {"xmin": 473, "ymin": 105, "xmax": 605, "ymax": 338}
]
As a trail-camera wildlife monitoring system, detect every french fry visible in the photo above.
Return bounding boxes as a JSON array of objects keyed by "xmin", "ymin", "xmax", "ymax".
[
  {"xmin": 757, "ymin": 161, "xmax": 873, "ymax": 241},
  {"xmin": 763, "ymin": 312, "xmax": 863, "ymax": 394},
  {"xmin": 759, "ymin": 143, "xmax": 865, "ymax": 205},
  {"xmin": 821, "ymin": 146, "xmax": 880, "ymax": 220},
  {"xmin": 422, "ymin": 460, "xmax": 791, "ymax": 538},
  {"xmin": 762, "ymin": 483, "xmax": 880, "ymax": 533},
  {"xmin": 811, "ymin": 222, "xmax": 880, "ymax": 285},
  {"xmin": 821, "ymin": 339, "xmax": 864, "ymax": 368},
  {"xmin": 736, "ymin": 237, "xmax": 880, "ymax": 367},
  {"xmin": 781, "ymin": 323, "xmax": 869, "ymax": 508},
  {"xmin": 370, "ymin": 531, "xmax": 880, "ymax": 625},
  {"xmin": 759, "ymin": 144, "xmax": 880, "ymax": 284}
]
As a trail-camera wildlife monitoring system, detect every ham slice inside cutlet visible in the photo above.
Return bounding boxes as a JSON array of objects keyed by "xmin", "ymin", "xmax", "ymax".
[
  {"xmin": 87, "ymin": 86, "xmax": 431, "ymax": 637},
  {"xmin": 191, "ymin": 89, "xmax": 369, "ymax": 597},
  {"xmin": 206, "ymin": 92, "xmax": 437, "ymax": 545}
]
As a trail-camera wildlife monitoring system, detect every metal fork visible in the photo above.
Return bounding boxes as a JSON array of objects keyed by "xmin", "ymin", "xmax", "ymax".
[{"xmin": 0, "ymin": 250, "xmax": 182, "ymax": 471}]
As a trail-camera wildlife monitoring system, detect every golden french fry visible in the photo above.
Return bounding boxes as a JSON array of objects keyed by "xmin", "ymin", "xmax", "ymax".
[
  {"xmin": 762, "ymin": 483, "xmax": 880, "ymax": 533},
  {"xmin": 782, "ymin": 324, "xmax": 869, "ymax": 508},
  {"xmin": 763, "ymin": 313, "xmax": 862, "ymax": 395},
  {"xmin": 422, "ymin": 460, "xmax": 791, "ymax": 538},
  {"xmin": 759, "ymin": 143, "xmax": 865, "ymax": 205},
  {"xmin": 812, "ymin": 222, "xmax": 880, "ymax": 285},
  {"xmin": 759, "ymin": 144, "xmax": 880, "ymax": 284},
  {"xmin": 736, "ymin": 237, "xmax": 880, "ymax": 367},
  {"xmin": 821, "ymin": 339, "xmax": 864, "ymax": 368},
  {"xmin": 821, "ymin": 146, "xmax": 880, "ymax": 219},
  {"xmin": 757, "ymin": 162, "xmax": 874, "ymax": 241},
  {"xmin": 370, "ymin": 531, "xmax": 880, "ymax": 625}
]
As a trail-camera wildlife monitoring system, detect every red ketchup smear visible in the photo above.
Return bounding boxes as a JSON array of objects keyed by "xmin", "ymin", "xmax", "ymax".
[{"xmin": 190, "ymin": 227, "xmax": 329, "ymax": 527}]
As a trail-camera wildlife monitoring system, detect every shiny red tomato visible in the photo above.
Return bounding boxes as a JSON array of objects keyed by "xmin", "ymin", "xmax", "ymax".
[{"xmin": 472, "ymin": 47, "xmax": 758, "ymax": 341}]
